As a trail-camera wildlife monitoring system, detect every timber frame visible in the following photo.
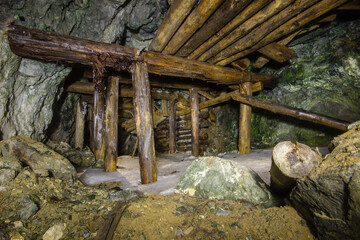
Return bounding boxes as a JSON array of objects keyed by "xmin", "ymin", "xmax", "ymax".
[{"xmin": 7, "ymin": 24, "xmax": 350, "ymax": 184}]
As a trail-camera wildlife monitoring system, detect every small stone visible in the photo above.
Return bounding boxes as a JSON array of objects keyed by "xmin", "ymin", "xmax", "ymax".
[
  {"xmin": 42, "ymin": 223, "xmax": 67, "ymax": 240},
  {"xmin": 215, "ymin": 207, "xmax": 232, "ymax": 216},
  {"xmin": 19, "ymin": 195, "xmax": 39, "ymax": 220},
  {"xmin": 184, "ymin": 226, "xmax": 193, "ymax": 235},
  {"xmin": 13, "ymin": 221, "xmax": 23, "ymax": 229},
  {"xmin": 176, "ymin": 228, "xmax": 183, "ymax": 237},
  {"xmin": 9, "ymin": 231, "xmax": 24, "ymax": 240},
  {"xmin": 0, "ymin": 169, "xmax": 16, "ymax": 184}
]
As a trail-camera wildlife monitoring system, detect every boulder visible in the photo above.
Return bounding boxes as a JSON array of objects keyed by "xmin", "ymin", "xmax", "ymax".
[
  {"xmin": 0, "ymin": 136, "xmax": 76, "ymax": 183},
  {"xmin": 175, "ymin": 157, "xmax": 277, "ymax": 207},
  {"xmin": 291, "ymin": 126, "xmax": 360, "ymax": 240}
]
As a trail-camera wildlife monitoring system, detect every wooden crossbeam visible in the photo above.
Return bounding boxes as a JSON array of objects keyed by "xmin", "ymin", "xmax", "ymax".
[{"xmin": 8, "ymin": 25, "xmax": 278, "ymax": 87}]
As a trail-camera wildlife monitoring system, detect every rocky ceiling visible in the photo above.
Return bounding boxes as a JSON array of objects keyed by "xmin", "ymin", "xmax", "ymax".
[{"xmin": 149, "ymin": 0, "xmax": 359, "ymax": 70}]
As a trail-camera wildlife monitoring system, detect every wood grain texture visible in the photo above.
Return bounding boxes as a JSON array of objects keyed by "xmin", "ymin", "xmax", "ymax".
[
  {"xmin": 257, "ymin": 42, "xmax": 297, "ymax": 63},
  {"xmin": 190, "ymin": 88, "xmax": 200, "ymax": 157},
  {"xmin": 163, "ymin": 0, "xmax": 225, "ymax": 55},
  {"xmin": 176, "ymin": 0, "xmax": 252, "ymax": 57},
  {"xmin": 132, "ymin": 62, "xmax": 157, "ymax": 184},
  {"xmin": 75, "ymin": 100, "xmax": 86, "ymax": 149},
  {"xmin": 169, "ymin": 99, "xmax": 176, "ymax": 154},
  {"xmin": 149, "ymin": 0, "xmax": 198, "ymax": 52},
  {"xmin": 93, "ymin": 86, "xmax": 105, "ymax": 161},
  {"xmin": 238, "ymin": 82, "xmax": 252, "ymax": 154}
]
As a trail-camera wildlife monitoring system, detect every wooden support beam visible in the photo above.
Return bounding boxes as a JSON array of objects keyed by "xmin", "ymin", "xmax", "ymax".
[
  {"xmin": 337, "ymin": 0, "xmax": 360, "ymax": 10},
  {"xmin": 176, "ymin": 0, "xmax": 252, "ymax": 57},
  {"xmin": 149, "ymin": 0, "xmax": 198, "ymax": 52},
  {"xmin": 169, "ymin": 99, "xmax": 176, "ymax": 154},
  {"xmin": 238, "ymin": 82, "xmax": 253, "ymax": 154},
  {"xmin": 163, "ymin": 0, "xmax": 224, "ymax": 55},
  {"xmin": 217, "ymin": 0, "xmax": 348, "ymax": 66},
  {"xmin": 200, "ymin": 0, "xmax": 295, "ymax": 62},
  {"xmin": 257, "ymin": 42, "xmax": 297, "ymax": 63},
  {"xmin": 190, "ymin": 88, "xmax": 200, "ymax": 157},
  {"xmin": 231, "ymin": 93, "xmax": 349, "ymax": 131},
  {"xmin": 75, "ymin": 100, "xmax": 86, "ymax": 149},
  {"xmin": 188, "ymin": 0, "xmax": 271, "ymax": 60},
  {"xmin": 104, "ymin": 76, "xmax": 119, "ymax": 172},
  {"xmin": 93, "ymin": 85, "xmax": 105, "ymax": 161},
  {"xmin": 198, "ymin": 90, "xmax": 215, "ymax": 100},
  {"xmin": 132, "ymin": 62, "xmax": 157, "ymax": 184},
  {"xmin": 8, "ymin": 25, "xmax": 278, "ymax": 87}
]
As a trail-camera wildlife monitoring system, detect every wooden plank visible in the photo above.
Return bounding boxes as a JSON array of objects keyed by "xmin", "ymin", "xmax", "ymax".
[
  {"xmin": 190, "ymin": 88, "xmax": 200, "ymax": 157},
  {"xmin": 75, "ymin": 100, "xmax": 86, "ymax": 149},
  {"xmin": 176, "ymin": 0, "xmax": 252, "ymax": 57},
  {"xmin": 257, "ymin": 42, "xmax": 297, "ymax": 63},
  {"xmin": 93, "ymin": 85, "xmax": 105, "ymax": 161},
  {"xmin": 238, "ymin": 82, "xmax": 252, "ymax": 154},
  {"xmin": 231, "ymin": 92, "xmax": 349, "ymax": 131},
  {"xmin": 198, "ymin": 90, "xmax": 215, "ymax": 100},
  {"xmin": 149, "ymin": 0, "xmax": 198, "ymax": 52},
  {"xmin": 132, "ymin": 62, "xmax": 157, "ymax": 184},
  {"xmin": 163, "ymin": 0, "xmax": 225, "ymax": 55},
  {"xmin": 188, "ymin": 0, "xmax": 271, "ymax": 60},
  {"xmin": 217, "ymin": 0, "xmax": 348, "ymax": 66},
  {"xmin": 200, "ymin": 0, "xmax": 295, "ymax": 62},
  {"xmin": 169, "ymin": 99, "xmax": 176, "ymax": 154},
  {"xmin": 231, "ymin": 58, "xmax": 251, "ymax": 71},
  {"xmin": 104, "ymin": 76, "xmax": 119, "ymax": 172},
  {"xmin": 8, "ymin": 25, "xmax": 278, "ymax": 87}
]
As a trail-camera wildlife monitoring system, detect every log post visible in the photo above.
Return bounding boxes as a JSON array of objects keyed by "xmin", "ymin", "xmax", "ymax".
[
  {"xmin": 169, "ymin": 99, "xmax": 176, "ymax": 154},
  {"xmin": 104, "ymin": 76, "xmax": 119, "ymax": 172},
  {"xmin": 75, "ymin": 100, "xmax": 86, "ymax": 149},
  {"xmin": 132, "ymin": 62, "xmax": 157, "ymax": 184},
  {"xmin": 190, "ymin": 88, "xmax": 200, "ymax": 157},
  {"xmin": 93, "ymin": 85, "xmax": 106, "ymax": 161},
  {"xmin": 238, "ymin": 82, "xmax": 253, "ymax": 154}
]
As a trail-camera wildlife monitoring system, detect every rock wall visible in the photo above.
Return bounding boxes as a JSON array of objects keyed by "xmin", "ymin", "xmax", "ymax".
[
  {"xmin": 251, "ymin": 19, "xmax": 360, "ymax": 148},
  {"xmin": 0, "ymin": 0, "xmax": 167, "ymax": 142}
]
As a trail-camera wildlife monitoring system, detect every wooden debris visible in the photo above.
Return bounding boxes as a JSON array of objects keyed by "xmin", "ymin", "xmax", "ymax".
[
  {"xmin": 231, "ymin": 58, "xmax": 251, "ymax": 71},
  {"xmin": 257, "ymin": 42, "xmax": 297, "ymax": 63}
]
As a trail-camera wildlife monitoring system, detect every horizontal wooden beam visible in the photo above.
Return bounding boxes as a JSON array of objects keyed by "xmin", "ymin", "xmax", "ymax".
[
  {"xmin": 7, "ymin": 25, "xmax": 278, "ymax": 87},
  {"xmin": 231, "ymin": 92, "xmax": 349, "ymax": 131},
  {"xmin": 257, "ymin": 42, "xmax": 297, "ymax": 63}
]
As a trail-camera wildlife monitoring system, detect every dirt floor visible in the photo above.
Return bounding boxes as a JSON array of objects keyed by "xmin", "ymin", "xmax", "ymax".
[{"xmin": 0, "ymin": 150, "xmax": 320, "ymax": 239}]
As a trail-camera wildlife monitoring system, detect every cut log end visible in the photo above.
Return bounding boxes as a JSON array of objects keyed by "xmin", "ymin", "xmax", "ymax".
[{"xmin": 270, "ymin": 141, "xmax": 322, "ymax": 192}]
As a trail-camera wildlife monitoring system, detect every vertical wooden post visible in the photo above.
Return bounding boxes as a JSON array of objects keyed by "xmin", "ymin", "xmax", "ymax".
[
  {"xmin": 190, "ymin": 87, "xmax": 200, "ymax": 157},
  {"xmin": 93, "ymin": 85, "xmax": 105, "ymax": 161},
  {"xmin": 169, "ymin": 99, "xmax": 176, "ymax": 154},
  {"xmin": 75, "ymin": 100, "xmax": 86, "ymax": 149},
  {"xmin": 104, "ymin": 76, "xmax": 119, "ymax": 172},
  {"xmin": 239, "ymin": 82, "xmax": 253, "ymax": 154},
  {"xmin": 89, "ymin": 105, "xmax": 94, "ymax": 151},
  {"xmin": 132, "ymin": 62, "xmax": 157, "ymax": 184},
  {"xmin": 162, "ymin": 99, "xmax": 169, "ymax": 117}
]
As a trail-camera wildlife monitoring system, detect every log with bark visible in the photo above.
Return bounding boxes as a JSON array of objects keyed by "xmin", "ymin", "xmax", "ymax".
[
  {"xmin": 270, "ymin": 141, "xmax": 322, "ymax": 192},
  {"xmin": 8, "ymin": 24, "xmax": 278, "ymax": 87}
]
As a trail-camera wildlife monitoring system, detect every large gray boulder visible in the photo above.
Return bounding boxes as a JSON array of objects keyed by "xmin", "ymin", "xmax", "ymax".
[
  {"xmin": 0, "ymin": 136, "xmax": 76, "ymax": 183},
  {"xmin": 291, "ymin": 126, "xmax": 360, "ymax": 240},
  {"xmin": 175, "ymin": 157, "xmax": 277, "ymax": 207}
]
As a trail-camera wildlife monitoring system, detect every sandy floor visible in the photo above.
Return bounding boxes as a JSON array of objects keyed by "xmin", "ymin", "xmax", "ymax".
[{"xmin": 78, "ymin": 150, "xmax": 278, "ymax": 195}]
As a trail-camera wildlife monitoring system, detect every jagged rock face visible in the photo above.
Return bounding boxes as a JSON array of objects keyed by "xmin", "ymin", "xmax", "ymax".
[
  {"xmin": 175, "ymin": 157, "xmax": 277, "ymax": 207},
  {"xmin": 291, "ymin": 126, "xmax": 360, "ymax": 240},
  {"xmin": 252, "ymin": 19, "xmax": 360, "ymax": 148},
  {"xmin": 0, "ymin": 0, "xmax": 167, "ymax": 142}
]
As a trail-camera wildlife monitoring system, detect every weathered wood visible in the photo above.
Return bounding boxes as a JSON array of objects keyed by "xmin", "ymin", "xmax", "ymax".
[
  {"xmin": 75, "ymin": 100, "xmax": 86, "ymax": 149},
  {"xmin": 231, "ymin": 92, "xmax": 349, "ymax": 131},
  {"xmin": 229, "ymin": 81, "xmax": 263, "ymax": 92},
  {"xmin": 217, "ymin": 0, "xmax": 348, "ymax": 66},
  {"xmin": 270, "ymin": 141, "xmax": 322, "ymax": 192},
  {"xmin": 231, "ymin": 58, "xmax": 251, "ymax": 71},
  {"xmin": 188, "ymin": 0, "xmax": 271, "ymax": 60},
  {"xmin": 238, "ymin": 82, "xmax": 252, "ymax": 154},
  {"xmin": 132, "ymin": 62, "xmax": 157, "ymax": 184},
  {"xmin": 104, "ymin": 76, "xmax": 119, "ymax": 172},
  {"xmin": 179, "ymin": 111, "xmax": 210, "ymax": 121},
  {"xmin": 176, "ymin": 0, "xmax": 252, "ymax": 57},
  {"xmin": 169, "ymin": 99, "xmax": 176, "ymax": 154},
  {"xmin": 200, "ymin": 0, "xmax": 295, "ymax": 62},
  {"xmin": 88, "ymin": 105, "xmax": 94, "ymax": 151},
  {"xmin": 93, "ymin": 85, "xmax": 105, "ymax": 161},
  {"xmin": 253, "ymin": 56, "xmax": 271, "ymax": 69},
  {"xmin": 337, "ymin": 0, "xmax": 360, "ymax": 10},
  {"xmin": 257, "ymin": 42, "xmax": 297, "ymax": 63},
  {"xmin": 190, "ymin": 88, "xmax": 200, "ymax": 157},
  {"xmin": 163, "ymin": 0, "xmax": 225, "ymax": 55},
  {"xmin": 8, "ymin": 25, "xmax": 278, "ymax": 87},
  {"xmin": 198, "ymin": 90, "xmax": 215, "ymax": 100},
  {"xmin": 149, "ymin": 0, "xmax": 198, "ymax": 52}
]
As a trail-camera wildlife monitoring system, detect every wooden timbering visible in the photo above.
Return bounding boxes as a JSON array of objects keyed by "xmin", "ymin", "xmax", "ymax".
[
  {"xmin": 190, "ymin": 88, "xmax": 200, "ymax": 157},
  {"xmin": 238, "ymin": 82, "xmax": 253, "ymax": 154},
  {"xmin": 169, "ymin": 99, "xmax": 176, "ymax": 154},
  {"xmin": 93, "ymin": 85, "xmax": 106, "ymax": 161},
  {"xmin": 104, "ymin": 76, "xmax": 119, "ymax": 172},
  {"xmin": 132, "ymin": 62, "xmax": 157, "ymax": 184},
  {"xmin": 75, "ymin": 100, "xmax": 86, "ymax": 149}
]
